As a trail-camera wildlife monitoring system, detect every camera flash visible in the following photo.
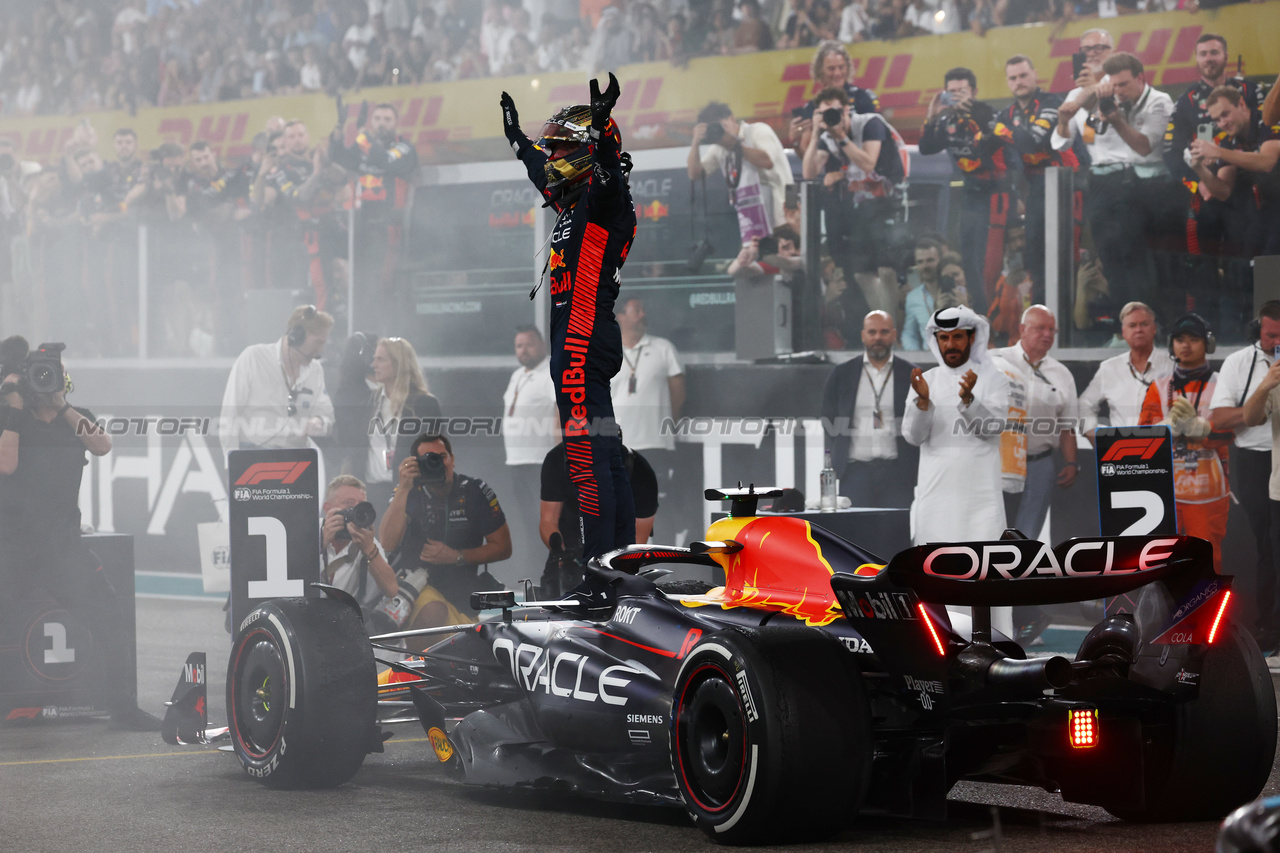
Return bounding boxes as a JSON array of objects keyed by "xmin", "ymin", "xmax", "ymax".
[{"xmin": 934, "ymin": 9, "xmax": 946, "ymax": 21}]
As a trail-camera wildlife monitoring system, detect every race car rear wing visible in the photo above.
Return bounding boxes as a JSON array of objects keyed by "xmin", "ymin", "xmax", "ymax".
[{"xmin": 837, "ymin": 534, "xmax": 1216, "ymax": 608}]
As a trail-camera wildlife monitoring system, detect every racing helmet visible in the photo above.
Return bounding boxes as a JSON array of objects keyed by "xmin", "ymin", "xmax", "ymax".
[
  {"xmin": 539, "ymin": 104, "xmax": 594, "ymax": 192},
  {"xmin": 537, "ymin": 104, "xmax": 625, "ymax": 204}
]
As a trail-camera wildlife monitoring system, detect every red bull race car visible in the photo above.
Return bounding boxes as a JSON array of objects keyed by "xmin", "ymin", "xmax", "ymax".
[{"xmin": 174, "ymin": 486, "xmax": 1276, "ymax": 845}]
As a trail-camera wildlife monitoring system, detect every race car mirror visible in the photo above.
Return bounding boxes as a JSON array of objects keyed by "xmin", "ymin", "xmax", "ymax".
[
  {"xmin": 228, "ymin": 449, "xmax": 321, "ymax": 630},
  {"xmin": 1094, "ymin": 426, "xmax": 1177, "ymax": 537}
]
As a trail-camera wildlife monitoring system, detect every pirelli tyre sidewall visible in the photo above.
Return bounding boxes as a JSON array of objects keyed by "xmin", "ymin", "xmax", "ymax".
[
  {"xmin": 670, "ymin": 626, "xmax": 870, "ymax": 845},
  {"xmin": 227, "ymin": 597, "xmax": 377, "ymax": 789}
]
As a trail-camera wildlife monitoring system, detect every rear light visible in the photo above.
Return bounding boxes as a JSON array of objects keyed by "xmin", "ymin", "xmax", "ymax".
[
  {"xmin": 917, "ymin": 603, "xmax": 947, "ymax": 656},
  {"xmin": 1069, "ymin": 708, "xmax": 1098, "ymax": 749},
  {"xmin": 1206, "ymin": 590, "xmax": 1231, "ymax": 644}
]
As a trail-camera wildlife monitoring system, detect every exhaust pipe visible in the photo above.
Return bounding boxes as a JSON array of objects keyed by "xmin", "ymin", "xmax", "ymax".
[{"xmin": 985, "ymin": 655, "xmax": 1073, "ymax": 691}]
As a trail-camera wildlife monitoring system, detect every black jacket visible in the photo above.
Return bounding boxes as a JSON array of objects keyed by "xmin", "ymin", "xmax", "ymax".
[
  {"xmin": 334, "ymin": 387, "xmax": 442, "ymax": 479},
  {"xmin": 393, "ymin": 390, "xmax": 443, "ymax": 467},
  {"xmin": 819, "ymin": 354, "xmax": 918, "ymax": 481}
]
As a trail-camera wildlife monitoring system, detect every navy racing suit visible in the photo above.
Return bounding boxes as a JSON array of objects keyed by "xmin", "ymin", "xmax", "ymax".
[{"xmin": 508, "ymin": 114, "xmax": 638, "ymax": 562}]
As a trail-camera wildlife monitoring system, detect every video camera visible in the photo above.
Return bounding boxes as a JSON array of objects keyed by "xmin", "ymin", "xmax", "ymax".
[
  {"xmin": 415, "ymin": 452, "xmax": 448, "ymax": 485},
  {"xmin": 0, "ymin": 337, "xmax": 66, "ymax": 398}
]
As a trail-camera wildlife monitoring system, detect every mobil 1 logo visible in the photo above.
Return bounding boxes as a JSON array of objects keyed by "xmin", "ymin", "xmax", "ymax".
[
  {"xmin": 229, "ymin": 449, "xmax": 320, "ymax": 629},
  {"xmin": 1095, "ymin": 426, "xmax": 1177, "ymax": 538}
]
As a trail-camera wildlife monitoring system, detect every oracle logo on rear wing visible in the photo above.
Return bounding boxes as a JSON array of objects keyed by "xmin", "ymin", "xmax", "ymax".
[
  {"xmin": 921, "ymin": 538, "xmax": 1177, "ymax": 582},
  {"xmin": 857, "ymin": 535, "xmax": 1217, "ymax": 608}
]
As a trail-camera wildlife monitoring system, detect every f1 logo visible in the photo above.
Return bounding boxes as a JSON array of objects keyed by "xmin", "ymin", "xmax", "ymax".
[
  {"xmin": 234, "ymin": 461, "xmax": 312, "ymax": 486},
  {"xmin": 1100, "ymin": 439, "xmax": 1163, "ymax": 462}
]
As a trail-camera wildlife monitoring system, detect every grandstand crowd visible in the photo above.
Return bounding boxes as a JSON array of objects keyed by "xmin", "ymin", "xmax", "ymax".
[{"xmin": 0, "ymin": 0, "xmax": 1258, "ymax": 116}]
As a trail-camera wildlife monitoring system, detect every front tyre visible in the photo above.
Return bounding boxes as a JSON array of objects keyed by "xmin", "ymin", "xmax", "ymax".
[
  {"xmin": 227, "ymin": 597, "xmax": 377, "ymax": 788},
  {"xmin": 670, "ymin": 627, "xmax": 871, "ymax": 845}
]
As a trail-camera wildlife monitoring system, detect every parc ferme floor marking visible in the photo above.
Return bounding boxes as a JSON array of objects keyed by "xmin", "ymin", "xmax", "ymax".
[
  {"xmin": 0, "ymin": 737, "xmax": 437, "ymax": 767},
  {"xmin": 0, "ymin": 751, "xmax": 223, "ymax": 767}
]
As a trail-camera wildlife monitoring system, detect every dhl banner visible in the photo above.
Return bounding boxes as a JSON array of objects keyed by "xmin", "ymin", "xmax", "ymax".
[{"xmin": 0, "ymin": 2, "xmax": 1275, "ymax": 167}]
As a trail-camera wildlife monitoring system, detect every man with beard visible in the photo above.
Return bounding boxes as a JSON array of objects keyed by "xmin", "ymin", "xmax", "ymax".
[
  {"xmin": 902, "ymin": 305, "xmax": 1010, "ymax": 544},
  {"xmin": 1164, "ymin": 34, "xmax": 1260, "ymax": 253},
  {"xmin": 502, "ymin": 325, "xmax": 559, "ymax": 575},
  {"xmin": 1002, "ymin": 56, "xmax": 1079, "ymax": 298},
  {"xmin": 821, "ymin": 310, "xmax": 918, "ymax": 507},
  {"xmin": 903, "ymin": 305, "xmax": 1011, "ymax": 636},
  {"xmin": 260, "ymin": 120, "xmax": 342, "ymax": 307},
  {"xmin": 329, "ymin": 103, "xmax": 419, "ymax": 328}
]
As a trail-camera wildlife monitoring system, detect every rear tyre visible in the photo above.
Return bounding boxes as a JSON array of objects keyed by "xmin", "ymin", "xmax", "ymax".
[
  {"xmin": 1106, "ymin": 623, "xmax": 1276, "ymax": 822},
  {"xmin": 227, "ymin": 597, "xmax": 377, "ymax": 788},
  {"xmin": 670, "ymin": 627, "xmax": 871, "ymax": 844}
]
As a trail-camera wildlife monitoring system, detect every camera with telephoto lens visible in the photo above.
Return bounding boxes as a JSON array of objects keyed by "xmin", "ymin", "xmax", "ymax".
[
  {"xmin": 0, "ymin": 339, "xmax": 66, "ymax": 398},
  {"xmin": 703, "ymin": 122, "xmax": 725, "ymax": 146},
  {"xmin": 415, "ymin": 451, "xmax": 447, "ymax": 484},
  {"xmin": 339, "ymin": 500, "xmax": 376, "ymax": 530},
  {"xmin": 821, "ymin": 107, "xmax": 844, "ymax": 127},
  {"xmin": 366, "ymin": 567, "xmax": 429, "ymax": 634},
  {"xmin": 1097, "ymin": 95, "xmax": 1117, "ymax": 115}
]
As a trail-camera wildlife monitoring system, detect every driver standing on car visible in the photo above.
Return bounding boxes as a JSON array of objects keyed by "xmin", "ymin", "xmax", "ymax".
[
  {"xmin": 379, "ymin": 434, "xmax": 512, "ymax": 631},
  {"xmin": 499, "ymin": 73, "xmax": 638, "ymax": 564},
  {"xmin": 0, "ymin": 336, "xmax": 160, "ymax": 730}
]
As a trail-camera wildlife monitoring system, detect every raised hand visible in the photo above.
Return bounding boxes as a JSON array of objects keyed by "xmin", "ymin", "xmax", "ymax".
[
  {"xmin": 499, "ymin": 91, "xmax": 521, "ymax": 143},
  {"xmin": 589, "ymin": 72, "xmax": 621, "ymax": 130},
  {"xmin": 910, "ymin": 367, "xmax": 930, "ymax": 410},
  {"xmin": 958, "ymin": 369, "xmax": 978, "ymax": 406}
]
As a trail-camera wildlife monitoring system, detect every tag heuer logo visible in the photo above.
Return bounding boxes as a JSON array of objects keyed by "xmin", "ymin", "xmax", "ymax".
[{"xmin": 233, "ymin": 487, "xmax": 252, "ymax": 501}]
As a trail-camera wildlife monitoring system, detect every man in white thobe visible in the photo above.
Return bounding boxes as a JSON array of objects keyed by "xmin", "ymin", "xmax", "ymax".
[
  {"xmin": 902, "ymin": 306, "xmax": 1013, "ymax": 637},
  {"xmin": 903, "ymin": 306, "xmax": 1011, "ymax": 545}
]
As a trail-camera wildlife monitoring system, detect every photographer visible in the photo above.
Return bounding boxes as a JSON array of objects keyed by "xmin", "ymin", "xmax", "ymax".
[
  {"xmin": 1191, "ymin": 86, "xmax": 1280, "ymax": 257},
  {"xmin": 320, "ymin": 475, "xmax": 397, "ymax": 607},
  {"xmin": 802, "ymin": 86, "xmax": 905, "ymax": 319},
  {"xmin": 1053, "ymin": 52, "xmax": 1175, "ymax": 310},
  {"xmin": 688, "ymin": 101, "xmax": 792, "ymax": 243},
  {"xmin": 918, "ymin": 67, "xmax": 1015, "ymax": 315},
  {"xmin": 0, "ymin": 336, "xmax": 157, "ymax": 730},
  {"xmin": 379, "ymin": 434, "xmax": 511, "ymax": 631},
  {"xmin": 124, "ymin": 142, "xmax": 188, "ymax": 223}
]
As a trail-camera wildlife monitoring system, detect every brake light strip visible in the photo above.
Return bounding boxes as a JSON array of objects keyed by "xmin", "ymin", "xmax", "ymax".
[
  {"xmin": 917, "ymin": 603, "xmax": 947, "ymax": 656},
  {"xmin": 1206, "ymin": 590, "xmax": 1231, "ymax": 644}
]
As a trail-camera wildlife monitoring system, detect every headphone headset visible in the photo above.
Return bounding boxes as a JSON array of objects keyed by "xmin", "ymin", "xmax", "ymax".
[
  {"xmin": 287, "ymin": 305, "xmax": 317, "ymax": 348},
  {"xmin": 1248, "ymin": 300, "xmax": 1280, "ymax": 344},
  {"xmin": 1168, "ymin": 312, "xmax": 1216, "ymax": 356}
]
